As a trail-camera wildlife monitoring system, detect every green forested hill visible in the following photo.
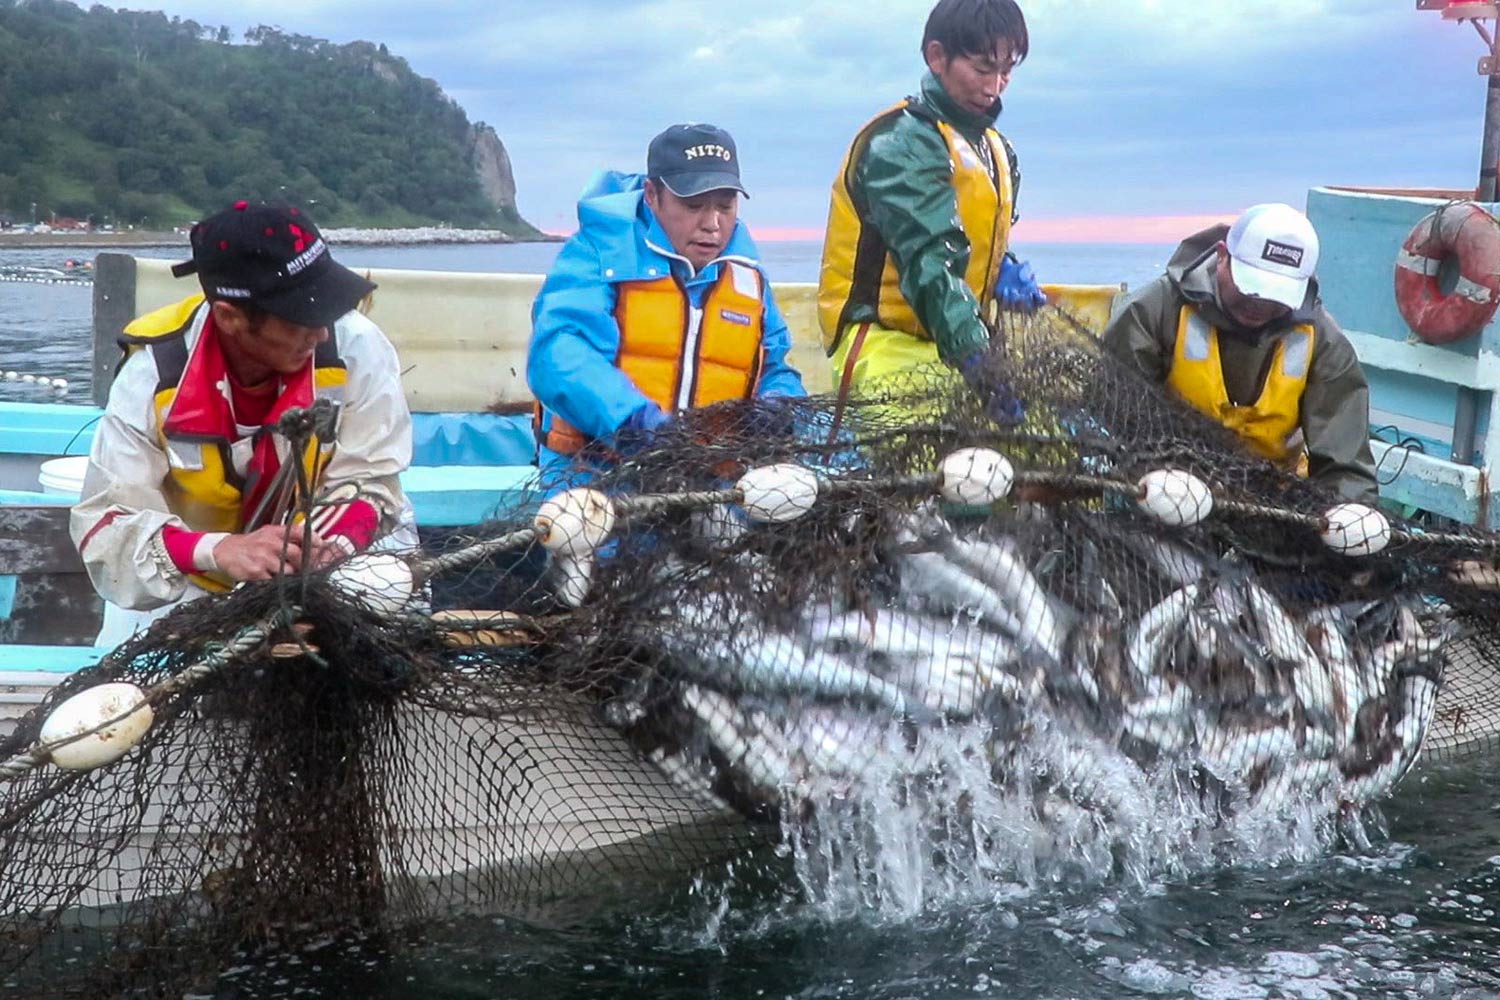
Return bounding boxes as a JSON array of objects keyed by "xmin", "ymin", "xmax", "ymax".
[{"xmin": 0, "ymin": 0, "xmax": 540, "ymax": 234}]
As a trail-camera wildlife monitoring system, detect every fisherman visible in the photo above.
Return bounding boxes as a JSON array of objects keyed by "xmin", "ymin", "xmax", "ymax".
[
  {"xmin": 1102, "ymin": 203, "xmax": 1380, "ymax": 502},
  {"xmin": 817, "ymin": 0, "xmax": 1044, "ymax": 407},
  {"xmin": 527, "ymin": 123, "xmax": 806, "ymax": 492},
  {"xmin": 72, "ymin": 200, "xmax": 415, "ymax": 645}
]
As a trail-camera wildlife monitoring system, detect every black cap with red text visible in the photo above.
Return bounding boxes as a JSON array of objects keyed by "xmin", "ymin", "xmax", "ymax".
[{"xmin": 171, "ymin": 201, "xmax": 376, "ymax": 328}]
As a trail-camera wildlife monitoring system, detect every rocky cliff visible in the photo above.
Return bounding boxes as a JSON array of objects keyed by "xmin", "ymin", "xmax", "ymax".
[{"xmin": 469, "ymin": 124, "xmax": 522, "ymax": 224}]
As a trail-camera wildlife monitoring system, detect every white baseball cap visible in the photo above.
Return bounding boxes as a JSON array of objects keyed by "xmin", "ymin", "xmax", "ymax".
[{"xmin": 1224, "ymin": 203, "xmax": 1320, "ymax": 310}]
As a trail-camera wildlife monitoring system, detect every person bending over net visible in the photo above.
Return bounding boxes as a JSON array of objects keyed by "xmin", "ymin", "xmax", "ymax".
[
  {"xmin": 71, "ymin": 201, "xmax": 416, "ymax": 646},
  {"xmin": 1101, "ymin": 203, "xmax": 1379, "ymax": 503},
  {"xmin": 817, "ymin": 0, "xmax": 1043, "ymax": 418},
  {"xmin": 527, "ymin": 123, "xmax": 807, "ymax": 497}
]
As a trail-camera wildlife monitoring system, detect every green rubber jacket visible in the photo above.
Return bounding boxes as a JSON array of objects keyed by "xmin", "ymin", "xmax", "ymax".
[{"xmin": 847, "ymin": 72, "xmax": 1020, "ymax": 363}]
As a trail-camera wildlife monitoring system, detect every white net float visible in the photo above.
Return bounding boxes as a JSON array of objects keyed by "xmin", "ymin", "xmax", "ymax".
[
  {"xmin": 1320, "ymin": 503, "xmax": 1391, "ymax": 556},
  {"xmin": 1136, "ymin": 469, "xmax": 1214, "ymax": 527},
  {"xmin": 39, "ymin": 683, "xmax": 154, "ymax": 770},
  {"xmin": 328, "ymin": 553, "xmax": 416, "ymax": 615},
  {"xmin": 737, "ymin": 463, "xmax": 820, "ymax": 523},
  {"xmin": 552, "ymin": 551, "xmax": 595, "ymax": 607},
  {"xmin": 534, "ymin": 488, "xmax": 617, "ymax": 556},
  {"xmin": 938, "ymin": 448, "xmax": 1014, "ymax": 505}
]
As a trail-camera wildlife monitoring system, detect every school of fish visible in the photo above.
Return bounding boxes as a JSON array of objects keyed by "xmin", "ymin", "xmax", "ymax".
[{"xmin": 624, "ymin": 505, "xmax": 1451, "ymax": 846}]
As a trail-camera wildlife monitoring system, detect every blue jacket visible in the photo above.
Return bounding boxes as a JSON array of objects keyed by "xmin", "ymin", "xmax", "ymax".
[{"xmin": 528, "ymin": 171, "xmax": 806, "ymax": 445}]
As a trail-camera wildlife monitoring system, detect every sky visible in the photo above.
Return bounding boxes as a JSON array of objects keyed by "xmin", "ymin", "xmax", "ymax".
[{"xmin": 135, "ymin": 0, "xmax": 1490, "ymax": 242}]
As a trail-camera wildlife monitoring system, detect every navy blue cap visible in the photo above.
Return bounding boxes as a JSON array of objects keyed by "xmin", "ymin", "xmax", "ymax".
[{"xmin": 646, "ymin": 123, "xmax": 748, "ymax": 198}]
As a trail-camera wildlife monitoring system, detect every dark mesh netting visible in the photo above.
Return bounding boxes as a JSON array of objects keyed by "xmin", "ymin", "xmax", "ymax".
[{"xmin": 3, "ymin": 307, "xmax": 1499, "ymax": 995}]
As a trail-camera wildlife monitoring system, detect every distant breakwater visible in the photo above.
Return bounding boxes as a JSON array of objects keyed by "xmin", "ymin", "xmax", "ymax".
[{"xmin": 0, "ymin": 227, "xmax": 563, "ymax": 250}]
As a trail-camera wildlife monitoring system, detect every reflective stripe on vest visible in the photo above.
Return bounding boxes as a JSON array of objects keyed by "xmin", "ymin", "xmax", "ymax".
[
  {"xmin": 122, "ymin": 295, "xmax": 346, "ymax": 590},
  {"xmin": 1165, "ymin": 305, "xmax": 1316, "ymax": 464},
  {"xmin": 540, "ymin": 263, "xmax": 766, "ymax": 454},
  {"xmin": 817, "ymin": 100, "xmax": 1014, "ymax": 353}
]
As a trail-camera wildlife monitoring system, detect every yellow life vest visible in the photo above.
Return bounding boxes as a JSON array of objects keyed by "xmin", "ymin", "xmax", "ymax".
[
  {"xmin": 120, "ymin": 295, "xmax": 348, "ymax": 591},
  {"xmin": 1165, "ymin": 306, "xmax": 1315, "ymax": 464},
  {"xmin": 817, "ymin": 99, "xmax": 1014, "ymax": 353},
  {"xmin": 540, "ymin": 262, "xmax": 767, "ymax": 454}
]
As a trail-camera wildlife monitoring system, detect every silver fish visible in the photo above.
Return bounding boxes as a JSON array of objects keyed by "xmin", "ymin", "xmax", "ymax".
[
  {"xmin": 1121, "ymin": 680, "xmax": 1194, "ymax": 752},
  {"xmin": 680, "ymin": 685, "xmax": 792, "ymax": 793},
  {"xmin": 1127, "ymin": 584, "xmax": 1200, "ymax": 679},
  {"xmin": 1194, "ymin": 714, "xmax": 1299, "ymax": 783},
  {"xmin": 647, "ymin": 746, "xmax": 732, "ymax": 812},
  {"xmin": 943, "ymin": 536, "xmax": 1064, "ymax": 661},
  {"xmin": 1339, "ymin": 672, "xmax": 1439, "ymax": 804},
  {"xmin": 815, "ymin": 609, "xmax": 1020, "ymax": 671},
  {"xmin": 1305, "ymin": 606, "xmax": 1364, "ymax": 750},
  {"xmin": 681, "ymin": 628, "xmax": 916, "ymax": 718},
  {"xmin": 898, "ymin": 550, "xmax": 1030, "ymax": 640},
  {"xmin": 1185, "ymin": 609, "xmax": 1219, "ymax": 663},
  {"xmin": 1118, "ymin": 530, "xmax": 1209, "ymax": 588},
  {"xmin": 894, "ymin": 646, "xmax": 1037, "ymax": 715},
  {"xmin": 1242, "ymin": 582, "xmax": 1337, "ymax": 735},
  {"xmin": 811, "ymin": 608, "xmax": 944, "ymax": 654},
  {"xmin": 786, "ymin": 708, "xmax": 895, "ymax": 778}
]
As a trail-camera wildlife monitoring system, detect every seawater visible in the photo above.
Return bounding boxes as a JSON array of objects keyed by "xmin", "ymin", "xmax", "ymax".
[
  {"xmin": 12, "ymin": 238, "xmax": 1499, "ymax": 999},
  {"xmin": 207, "ymin": 753, "xmax": 1500, "ymax": 1000}
]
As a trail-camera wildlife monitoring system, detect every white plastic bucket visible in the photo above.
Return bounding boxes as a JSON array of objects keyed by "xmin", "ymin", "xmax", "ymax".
[{"xmin": 37, "ymin": 455, "xmax": 89, "ymax": 498}]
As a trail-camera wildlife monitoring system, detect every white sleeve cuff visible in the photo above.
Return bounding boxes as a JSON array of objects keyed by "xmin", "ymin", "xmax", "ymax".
[{"xmin": 193, "ymin": 532, "xmax": 231, "ymax": 573}]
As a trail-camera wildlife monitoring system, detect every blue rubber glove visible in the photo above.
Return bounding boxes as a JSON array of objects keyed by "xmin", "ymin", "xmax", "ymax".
[
  {"xmin": 616, "ymin": 402, "xmax": 673, "ymax": 454},
  {"xmin": 746, "ymin": 395, "xmax": 798, "ymax": 439},
  {"xmin": 996, "ymin": 254, "xmax": 1047, "ymax": 313},
  {"xmin": 958, "ymin": 353, "xmax": 1025, "ymax": 427}
]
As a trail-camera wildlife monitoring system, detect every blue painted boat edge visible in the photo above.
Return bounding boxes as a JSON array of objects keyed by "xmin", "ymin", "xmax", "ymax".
[
  {"xmin": 405, "ymin": 464, "xmax": 540, "ymax": 525},
  {"xmin": 1309, "ymin": 186, "xmax": 1500, "ymax": 523},
  {"xmin": 0, "ymin": 489, "xmax": 72, "ymax": 505},
  {"xmin": 0, "ymin": 404, "xmax": 539, "ymax": 469},
  {"xmin": 0, "ymin": 645, "xmax": 110, "ymax": 674}
]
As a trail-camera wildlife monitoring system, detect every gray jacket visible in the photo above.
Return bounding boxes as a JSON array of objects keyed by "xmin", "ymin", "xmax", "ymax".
[{"xmin": 1101, "ymin": 224, "xmax": 1378, "ymax": 502}]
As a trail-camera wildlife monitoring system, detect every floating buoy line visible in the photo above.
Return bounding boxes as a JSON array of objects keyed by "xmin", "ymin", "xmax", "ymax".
[
  {"xmin": 4, "ymin": 443, "xmax": 1488, "ymax": 785},
  {"xmin": 0, "ymin": 266, "xmax": 92, "ymax": 286},
  {"xmin": 0, "ymin": 370, "xmax": 69, "ymax": 396}
]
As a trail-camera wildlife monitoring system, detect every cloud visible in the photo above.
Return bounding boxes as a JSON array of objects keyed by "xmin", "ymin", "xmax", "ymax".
[{"xmin": 131, "ymin": 0, "xmax": 1487, "ymax": 232}]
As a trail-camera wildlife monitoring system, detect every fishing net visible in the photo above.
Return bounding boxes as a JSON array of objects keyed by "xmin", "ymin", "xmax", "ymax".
[{"xmin": 3, "ymin": 307, "xmax": 1499, "ymax": 996}]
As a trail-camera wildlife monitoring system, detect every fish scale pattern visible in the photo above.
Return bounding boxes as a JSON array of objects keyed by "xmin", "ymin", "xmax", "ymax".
[{"xmin": 1, "ymin": 307, "xmax": 1498, "ymax": 995}]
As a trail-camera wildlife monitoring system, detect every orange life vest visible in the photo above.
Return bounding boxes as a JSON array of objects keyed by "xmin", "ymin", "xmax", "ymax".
[{"xmin": 539, "ymin": 261, "xmax": 767, "ymax": 454}]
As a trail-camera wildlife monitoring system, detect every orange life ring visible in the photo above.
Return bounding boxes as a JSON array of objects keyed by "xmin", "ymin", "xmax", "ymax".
[{"xmin": 1393, "ymin": 202, "xmax": 1500, "ymax": 345}]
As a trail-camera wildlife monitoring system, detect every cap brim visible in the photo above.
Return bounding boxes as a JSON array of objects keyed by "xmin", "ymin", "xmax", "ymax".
[
  {"xmin": 1229, "ymin": 256, "xmax": 1308, "ymax": 310},
  {"xmin": 659, "ymin": 172, "xmax": 749, "ymax": 199},
  {"xmin": 256, "ymin": 262, "xmax": 377, "ymax": 328}
]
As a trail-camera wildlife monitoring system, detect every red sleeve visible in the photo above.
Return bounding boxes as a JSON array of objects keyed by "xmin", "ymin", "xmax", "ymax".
[
  {"xmin": 159, "ymin": 525, "xmax": 206, "ymax": 574},
  {"xmin": 315, "ymin": 498, "xmax": 380, "ymax": 551}
]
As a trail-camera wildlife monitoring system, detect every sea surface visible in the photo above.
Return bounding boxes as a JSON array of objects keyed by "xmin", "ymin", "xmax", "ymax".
[
  {"xmin": 7, "ymin": 240, "xmax": 1500, "ymax": 999},
  {"xmin": 209, "ymin": 754, "xmax": 1500, "ymax": 1000}
]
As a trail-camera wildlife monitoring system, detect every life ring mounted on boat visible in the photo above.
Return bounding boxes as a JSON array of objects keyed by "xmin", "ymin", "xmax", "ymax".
[{"xmin": 1393, "ymin": 201, "xmax": 1500, "ymax": 345}]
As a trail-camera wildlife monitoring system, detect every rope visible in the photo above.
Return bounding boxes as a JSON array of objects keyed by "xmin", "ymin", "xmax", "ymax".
[
  {"xmin": 0, "ymin": 612, "xmax": 287, "ymax": 782},
  {"xmin": 411, "ymin": 525, "xmax": 541, "ymax": 580},
  {"xmin": 398, "ymin": 456, "xmax": 1500, "ymax": 584}
]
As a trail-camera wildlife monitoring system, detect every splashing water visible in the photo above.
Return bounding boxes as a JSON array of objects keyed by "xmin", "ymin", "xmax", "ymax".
[{"xmin": 775, "ymin": 711, "xmax": 1354, "ymax": 922}]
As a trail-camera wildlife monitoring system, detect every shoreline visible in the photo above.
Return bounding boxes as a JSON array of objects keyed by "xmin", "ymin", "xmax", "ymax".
[{"xmin": 0, "ymin": 228, "xmax": 564, "ymax": 250}]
